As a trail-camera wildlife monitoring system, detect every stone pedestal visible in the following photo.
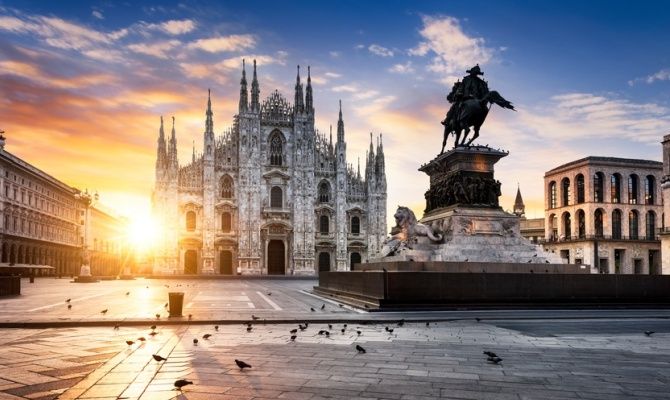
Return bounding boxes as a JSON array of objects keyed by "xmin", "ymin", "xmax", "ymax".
[{"xmin": 74, "ymin": 264, "xmax": 98, "ymax": 283}]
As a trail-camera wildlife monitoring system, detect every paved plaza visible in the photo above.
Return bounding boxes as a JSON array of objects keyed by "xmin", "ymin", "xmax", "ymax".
[{"xmin": 1, "ymin": 279, "xmax": 670, "ymax": 399}]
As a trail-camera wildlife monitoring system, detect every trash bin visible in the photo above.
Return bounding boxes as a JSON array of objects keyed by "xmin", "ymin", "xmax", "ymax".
[{"xmin": 168, "ymin": 292, "xmax": 184, "ymax": 317}]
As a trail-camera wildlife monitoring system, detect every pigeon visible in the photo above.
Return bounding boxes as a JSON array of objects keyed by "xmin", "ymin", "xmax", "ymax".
[
  {"xmin": 325, "ymin": 331, "xmax": 330, "ymax": 337},
  {"xmin": 267, "ymin": 292, "xmax": 272, "ymax": 296},
  {"xmin": 155, "ymin": 313, "xmax": 161, "ymax": 319},
  {"xmin": 193, "ymin": 338, "xmax": 198, "ymax": 345},
  {"xmin": 364, "ymin": 304, "xmax": 369, "ymax": 309},
  {"xmin": 251, "ymin": 315, "xmax": 260, "ymax": 320},
  {"xmin": 148, "ymin": 331, "xmax": 158, "ymax": 337},
  {"xmin": 356, "ymin": 344, "xmax": 366, "ymax": 353},
  {"xmin": 150, "ymin": 325, "xmax": 156, "ymax": 331},
  {"xmin": 235, "ymin": 359, "xmax": 252, "ymax": 370},
  {"xmin": 320, "ymin": 304, "xmax": 325, "ymax": 310},
  {"xmin": 318, "ymin": 330, "xmax": 326, "ymax": 335},
  {"xmin": 487, "ymin": 356, "xmax": 503, "ymax": 364},
  {"xmin": 341, "ymin": 328, "xmax": 346, "ymax": 333},
  {"xmin": 188, "ymin": 314, "xmax": 193, "ymax": 320},
  {"xmin": 290, "ymin": 329, "xmax": 298, "ymax": 334},
  {"xmin": 545, "ymin": 260, "xmax": 550, "ymax": 264},
  {"xmin": 343, "ymin": 324, "xmax": 348, "ymax": 328},
  {"xmin": 339, "ymin": 303, "xmax": 344, "ymax": 308},
  {"xmin": 475, "ymin": 317, "xmax": 481, "ymax": 322},
  {"xmin": 425, "ymin": 322, "xmax": 430, "ymax": 327},
  {"xmin": 67, "ymin": 304, "xmax": 72, "ymax": 310},
  {"xmin": 298, "ymin": 324, "xmax": 307, "ymax": 331},
  {"xmin": 65, "ymin": 298, "xmax": 71, "ymax": 303},
  {"xmin": 164, "ymin": 303, "xmax": 168, "ymax": 308},
  {"xmin": 113, "ymin": 325, "xmax": 120, "ymax": 330},
  {"xmin": 310, "ymin": 307, "xmax": 315, "ymax": 312},
  {"xmin": 152, "ymin": 354, "xmax": 166, "ymax": 362},
  {"xmin": 357, "ymin": 330, "xmax": 361, "ymax": 335},
  {"xmin": 125, "ymin": 291, "xmax": 130, "ymax": 296},
  {"xmin": 173, "ymin": 379, "xmax": 192, "ymax": 390},
  {"xmin": 137, "ymin": 337, "xmax": 146, "ymax": 342},
  {"xmin": 202, "ymin": 334, "xmax": 212, "ymax": 340},
  {"xmin": 100, "ymin": 309, "xmax": 108, "ymax": 315},
  {"xmin": 246, "ymin": 326, "xmax": 253, "ymax": 332},
  {"xmin": 125, "ymin": 340, "xmax": 134, "ymax": 346},
  {"xmin": 290, "ymin": 334, "xmax": 297, "ymax": 341},
  {"xmin": 464, "ymin": 258, "xmax": 469, "ymax": 262},
  {"xmin": 644, "ymin": 331, "xmax": 655, "ymax": 336},
  {"xmin": 328, "ymin": 324, "xmax": 333, "ymax": 329},
  {"xmin": 398, "ymin": 319, "xmax": 405, "ymax": 327},
  {"xmin": 215, "ymin": 325, "xmax": 219, "ymax": 331},
  {"xmin": 483, "ymin": 351, "xmax": 498, "ymax": 358},
  {"xmin": 385, "ymin": 327, "xmax": 394, "ymax": 333}
]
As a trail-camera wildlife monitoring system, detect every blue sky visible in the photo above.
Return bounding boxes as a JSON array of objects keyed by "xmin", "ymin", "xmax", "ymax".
[{"xmin": 1, "ymin": 0, "xmax": 669, "ymax": 221}]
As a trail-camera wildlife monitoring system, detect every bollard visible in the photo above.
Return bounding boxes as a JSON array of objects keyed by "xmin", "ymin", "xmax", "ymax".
[{"xmin": 168, "ymin": 292, "xmax": 184, "ymax": 317}]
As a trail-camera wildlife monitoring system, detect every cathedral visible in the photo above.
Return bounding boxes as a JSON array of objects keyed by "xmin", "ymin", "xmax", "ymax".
[{"xmin": 152, "ymin": 61, "xmax": 388, "ymax": 275}]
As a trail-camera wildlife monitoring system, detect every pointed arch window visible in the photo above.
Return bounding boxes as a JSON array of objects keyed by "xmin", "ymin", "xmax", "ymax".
[
  {"xmin": 351, "ymin": 216, "xmax": 360, "ymax": 235},
  {"xmin": 318, "ymin": 181, "xmax": 330, "ymax": 203},
  {"xmin": 320, "ymin": 215, "xmax": 330, "ymax": 234},
  {"xmin": 269, "ymin": 132, "xmax": 283, "ymax": 166},
  {"xmin": 221, "ymin": 175, "xmax": 234, "ymax": 199}
]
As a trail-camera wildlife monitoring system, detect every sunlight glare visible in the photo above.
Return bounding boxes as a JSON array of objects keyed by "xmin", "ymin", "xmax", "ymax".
[{"xmin": 126, "ymin": 215, "xmax": 161, "ymax": 253}]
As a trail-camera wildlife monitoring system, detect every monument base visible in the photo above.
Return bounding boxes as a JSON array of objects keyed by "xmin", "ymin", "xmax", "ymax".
[{"xmin": 73, "ymin": 275, "xmax": 99, "ymax": 283}]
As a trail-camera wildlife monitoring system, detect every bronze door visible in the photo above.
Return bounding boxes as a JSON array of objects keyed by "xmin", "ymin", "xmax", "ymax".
[
  {"xmin": 220, "ymin": 250, "xmax": 233, "ymax": 275},
  {"xmin": 184, "ymin": 250, "xmax": 197, "ymax": 274},
  {"xmin": 267, "ymin": 240, "xmax": 285, "ymax": 275}
]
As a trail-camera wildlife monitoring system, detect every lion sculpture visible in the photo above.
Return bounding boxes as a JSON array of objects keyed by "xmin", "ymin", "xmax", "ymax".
[{"xmin": 380, "ymin": 206, "xmax": 443, "ymax": 257}]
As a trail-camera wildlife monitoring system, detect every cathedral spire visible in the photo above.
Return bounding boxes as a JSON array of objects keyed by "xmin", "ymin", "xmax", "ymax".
[
  {"xmin": 156, "ymin": 116, "xmax": 167, "ymax": 170},
  {"xmin": 239, "ymin": 59, "xmax": 248, "ymax": 113},
  {"xmin": 513, "ymin": 184, "xmax": 525, "ymax": 217},
  {"xmin": 329, "ymin": 125, "xmax": 333, "ymax": 149},
  {"xmin": 250, "ymin": 59, "xmax": 260, "ymax": 112},
  {"xmin": 168, "ymin": 116, "xmax": 178, "ymax": 170},
  {"xmin": 294, "ymin": 65, "xmax": 304, "ymax": 113},
  {"xmin": 192, "ymin": 140, "xmax": 196, "ymax": 163},
  {"xmin": 336, "ymin": 100, "xmax": 344, "ymax": 143},
  {"xmin": 305, "ymin": 65, "xmax": 313, "ymax": 113},
  {"xmin": 204, "ymin": 89, "xmax": 214, "ymax": 141}
]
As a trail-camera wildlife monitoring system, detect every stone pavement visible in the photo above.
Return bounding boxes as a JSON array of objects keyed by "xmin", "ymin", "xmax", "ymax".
[{"xmin": 0, "ymin": 321, "xmax": 669, "ymax": 399}]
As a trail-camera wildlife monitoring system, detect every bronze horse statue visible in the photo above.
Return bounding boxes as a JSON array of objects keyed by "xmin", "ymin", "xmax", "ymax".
[{"xmin": 440, "ymin": 91, "xmax": 515, "ymax": 153}]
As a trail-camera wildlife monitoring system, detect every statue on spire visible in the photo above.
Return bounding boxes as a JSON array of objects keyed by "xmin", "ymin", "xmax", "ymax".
[{"xmin": 440, "ymin": 64, "xmax": 515, "ymax": 153}]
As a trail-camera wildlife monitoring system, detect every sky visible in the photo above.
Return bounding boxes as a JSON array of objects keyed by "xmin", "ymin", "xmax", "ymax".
[{"xmin": 1, "ymin": 0, "xmax": 670, "ymax": 224}]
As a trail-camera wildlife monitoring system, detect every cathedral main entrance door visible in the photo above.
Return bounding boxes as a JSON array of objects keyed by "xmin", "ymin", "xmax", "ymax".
[
  {"xmin": 318, "ymin": 252, "xmax": 330, "ymax": 272},
  {"xmin": 267, "ymin": 240, "xmax": 285, "ymax": 275},
  {"xmin": 220, "ymin": 250, "xmax": 233, "ymax": 275},
  {"xmin": 184, "ymin": 250, "xmax": 197, "ymax": 274}
]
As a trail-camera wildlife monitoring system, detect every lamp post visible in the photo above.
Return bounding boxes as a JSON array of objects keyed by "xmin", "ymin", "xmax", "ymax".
[{"xmin": 75, "ymin": 189, "xmax": 98, "ymax": 282}]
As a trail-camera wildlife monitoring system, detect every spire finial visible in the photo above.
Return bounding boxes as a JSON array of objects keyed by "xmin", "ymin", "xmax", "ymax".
[
  {"xmin": 172, "ymin": 115, "xmax": 175, "ymax": 129},
  {"xmin": 297, "ymin": 65, "xmax": 300, "ymax": 82},
  {"xmin": 307, "ymin": 65, "xmax": 311, "ymax": 81}
]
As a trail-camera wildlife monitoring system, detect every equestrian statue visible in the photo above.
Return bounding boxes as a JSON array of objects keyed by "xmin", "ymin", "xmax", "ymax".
[{"xmin": 440, "ymin": 65, "xmax": 515, "ymax": 153}]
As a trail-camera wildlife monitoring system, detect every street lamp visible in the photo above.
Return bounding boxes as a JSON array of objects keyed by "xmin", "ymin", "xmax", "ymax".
[{"xmin": 74, "ymin": 189, "xmax": 98, "ymax": 282}]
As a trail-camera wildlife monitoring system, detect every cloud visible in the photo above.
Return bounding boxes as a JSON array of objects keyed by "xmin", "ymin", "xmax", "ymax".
[
  {"xmin": 331, "ymin": 85, "xmax": 357, "ymax": 93},
  {"xmin": 159, "ymin": 19, "xmax": 196, "ymax": 35},
  {"xmin": 325, "ymin": 72, "xmax": 341, "ymax": 79},
  {"xmin": 188, "ymin": 34, "xmax": 256, "ymax": 53},
  {"xmin": 368, "ymin": 44, "xmax": 394, "ymax": 57},
  {"xmin": 388, "ymin": 61, "xmax": 415, "ymax": 74},
  {"xmin": 329, "ymin": 51, "xmax": 340, "ymax": 58},
  {"xmin": 92, "ymin": 10, "xmax": 104, "ymax": 20},
  {"xmin": 628, "ymin": 68, "xmax": 670, "ymax": 86},
  {"xmin": 410, "ymin": 15, "xmax": 494, "ymax": 83},
  {"xmin": 0, "ymin": 60, "xmax": 118, "ymax": 89},
  {"xmin": 127, "ymin": 40, "xmax": 181, "ymax": 58}
]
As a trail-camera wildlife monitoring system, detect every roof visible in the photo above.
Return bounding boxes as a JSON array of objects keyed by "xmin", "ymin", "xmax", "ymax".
[
  {"xmin": 513, "ymin": 186, "xmax": 524, "ymax": 208},
  {"xmin": 545, "ymin": 156, "xmax": 662, "ymax": 176},
  {"xmin": 0, "ymin": 149, "xmax": 79, "ymax": 194}
]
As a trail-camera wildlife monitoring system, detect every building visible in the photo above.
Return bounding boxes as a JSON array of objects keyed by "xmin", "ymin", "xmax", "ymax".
[
  {"xmin": 83, "ymin": 205, "xmax": 129, "ymax": 276},
  {"xmin": 0, "ymin": 136, "xmax": 81, "ymax": 276},
  {"xmin": 543, "ymin": 156, "xmax": 663, "ymax": 274},
  {"xmin": 660, "ymin": 135, "xmax": 670, "ymax": 274},
  {"xmin": 0, "ymin": 136, "xmax": 128, "ymax": 277},
  {"xmin": 513, "ymin": 186, "xmax": 545, "ymax": 244},
  {"xmin": 152, "ymin": 61, "xmax": 388, "ymax": 275}
]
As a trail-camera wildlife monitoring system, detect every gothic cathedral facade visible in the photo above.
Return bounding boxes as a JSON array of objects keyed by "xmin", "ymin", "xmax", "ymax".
[{"xmin": 152, "ymin": 61, "xmax": 387, "ymax": 275}]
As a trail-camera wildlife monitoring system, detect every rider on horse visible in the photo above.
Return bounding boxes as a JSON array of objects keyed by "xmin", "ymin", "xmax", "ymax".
[{"xmin": 443, "ymin": 65, "xmax": 489, "ymax": 132}]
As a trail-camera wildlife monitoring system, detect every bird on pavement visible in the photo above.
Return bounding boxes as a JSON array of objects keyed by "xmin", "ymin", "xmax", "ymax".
[
  {"xmin": 357, "ymin": 330, "xmax": 361, "ymax": 335},
  {"xmin": 487, "ymin": 356, "xmax": 503, "ymax": 364},
  {"xmin": 328, "ymin": 324, "xmax": 333, "ymax": 329},
  {"xmin": 215, "ymin": 325, "xmax": 219, "ymax": 331},
  {"xmin": 246, "ymin": 326, "xmax": 253, "ymax": 332},
  {"xmin": 385, "ymin": 327, "xmax": 394, "ymax": 333},
  {"xmin": 164, "ymin": 303, "xmax": 168, "ymax": 308},
  {"xmin": 251, "ymin": 315, "xmax": 260, "ymax": 320},
  {"xmin": 188, "ymin": 314, "xmax": 193, "ymax": 320},
  {"xmin": 125, "ymin": 340, "xmax": 134, "ymax": 346},
  {"xmin": 155, "ymin": 314, "xmax": 161, "ymax": 319},
  {"xmin": 137, "ymin": 337, "xmax": 146, "ymax": 342},
  {"xmin": 644, "ymin": 331, "xmax": 655, "ymax": 336},
  {"xmin": 318, "ymin": 330, "xmax": 326, "ymax": 335},
  {"xmin": 398, "ymin": 319, "xmax": 405, "ymax": 327},
  {"xmin": 173, "ymin": 379, "xmax": 192, "ymax": 390},
  {"xmin": 290, "ymin": 334, "xmax": 297, "ymax": 341},
  {"xmin": 152, "ymin": 354, "xmax": 166, "ymax": 362},
  {"xmin": 67, "ymin": 304, "xmax": 72, "ymax": 310},
  {"xmin": 235, "ymin": 359, "xmax": 252, "ymax": 369},
  {"xmin": 290, "ymin": 329, "xmax": 297, "ymax": 334},
  {"xmin": 126, "ymin": 291, "xmax": 130, "ymax": 296},
  {"xmin": 65, "ymin": 298, "xmax": 71, "ymax": 303},
  {"xmin": 203, "ymin": 334, "xmax": 212, "ymax": 340},
  {"xmin": 100, "ymin": 309, "xmax": 108, "ymax": 315},
  {"xmin": 267, "ymin": 292, "xmax": 272, "ymax": 296},
  {"xmin": 341, "ymin": 328, "xmax": 345, "ymax": 333},
  {"xmin": 150, "ymin": 325, "xmax": 156, "ymax": 331},
  {"xmin": 324, "ymin": 331, "xmax": 330, "ymax": 337},
  {"xmin": 356, "ymin": 344, "xmax": 366, "ymax": 353},
  {"xmin": 425, "ymin": 322, "xmax": 430, "ymax": 327},
  {"xmin": 321, "ymin": 304, "xmax": 325, "ymax": 310},
  {"xmin": 193, "ymin": 338, "xmax": 198, "ymax": 345},
  {"xmin": 475, "ymin": 317, "xmax": 481, "ymax": 322},
  {"xmin": 298, "ymin": 324, "xmax": 307, "ymax": 331},
  {"xmin": 483, "ymin": 351, "xmax": 498, "ymax": 358},
  {"xmin": 310, "ymin": 307, "xmax": 315, "ymax": 312},
  {"xmin": 148, "ymin": 331, "xmax": 158, "ymax": 337},
  {"xmin": 113, "ymin": 325, "xmax": 120, "ymax": 330}
]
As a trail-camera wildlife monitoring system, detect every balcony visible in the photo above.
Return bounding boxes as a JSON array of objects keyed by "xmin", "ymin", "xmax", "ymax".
[{"xmin": 541, "ymin": 233, "xmax": 660, "ymax": 244}]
